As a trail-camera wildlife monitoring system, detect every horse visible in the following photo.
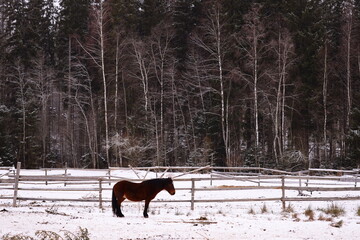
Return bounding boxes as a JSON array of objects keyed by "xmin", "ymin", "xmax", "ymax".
[{"xmin": 112, "ymin": 177, "xmax": 175, "ymax": 218}]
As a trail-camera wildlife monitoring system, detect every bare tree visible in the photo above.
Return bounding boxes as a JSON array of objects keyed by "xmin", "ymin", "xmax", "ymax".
[
  {"xmin": 183, "ymin": 48, "xmax": 210, "ymax": 165},
  {"xmin": 31, "ymin": 54, "xmax": 54, "ymax": 167},
  {"xmin": 98, "ymin": 2, "xmax": 110, "ymax": 166},
  {"xmin": 131, "ymin": 39, "xmax": 152, "ymax": 116},
  {"xmin": 76, "ymin": 1, "xmax": 110, "ymax": 166},
  {"xmin": 190, "ymin": 2, "xmax": 231, "ymax": 165},
  {"xmin": 70, "ymin": 57, "xmax": 99, "ymax": 168},
  {"xmin": 322, "ymin": 41, "xmax": 329, "ymax": 165},
  {"xmin": 113, "ymin": 31, "xmax": 127, "ymax": 166},
  {"xmin": 271, "ymin": 29, "xmax": 295, "ymax": 164},
  {"xmin": 345, "ymin": 2, "xmax": 353, "ymax": 133},
  {"xmin": 236, "ymin": 4, "xmax": 267, "ymax": 166},
  {"xmin": 11, "ymin": 61, "xmax": 32, "ymax": 167},
  {"xmin": 150, "ymin": 22, "xmax": 176, "ymax": 165}
]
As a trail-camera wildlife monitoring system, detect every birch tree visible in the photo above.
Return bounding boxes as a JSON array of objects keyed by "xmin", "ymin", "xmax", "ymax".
[
  {"xmin": 72, "ymin": 58, "xmax": 99, "ymax": 168},
  {"xmin": 237, "ymin": 4, "xmax": 266, "ymax": 166},
  {"xmin": 11, "ymin": 61, "xmax": 32, "ymax": 167},
  {"xmin": 272, "ymin": 30, "xmax": 294, "ymax": 164},
  {"xmin": 31, "ymin": 54, "xmax": 54, "ymax": 167},
  {"xmin": 345, "ymin": 1, "xmax": 353, "ymax": 134},
  {"xmin": 77, "ymin": 1, "xmax": 110, "ymax": 166},
  {"xmin": 98, "ymin": 1, "xmax": 110, "ymax": 166},
  {"xmin": 150, "ymin": 22, "xmax": 175, "ymax": 165},
  {"xmin": 131, "ymin": 38, "xmax": 152, "ymax": 114},
  {"xmin": 190, "ymin": 2, "xmax": 230, "ymax": 165}
]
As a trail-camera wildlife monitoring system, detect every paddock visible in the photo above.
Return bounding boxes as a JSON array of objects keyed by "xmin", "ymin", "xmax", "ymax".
[{"xmin": 0, "ymin": 165, "xmax": 360, "ymax": 239}]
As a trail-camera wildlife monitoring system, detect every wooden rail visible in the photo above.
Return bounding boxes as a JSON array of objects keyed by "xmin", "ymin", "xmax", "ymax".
[{"xmin": 1, "ymin": 164, "xmax": 360, "ymax": 210}]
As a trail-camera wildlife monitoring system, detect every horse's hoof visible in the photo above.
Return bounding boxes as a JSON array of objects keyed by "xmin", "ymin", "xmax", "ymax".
[{"xmin": 144, "ymin": 214, "xmax": 149, "ymax": 218}]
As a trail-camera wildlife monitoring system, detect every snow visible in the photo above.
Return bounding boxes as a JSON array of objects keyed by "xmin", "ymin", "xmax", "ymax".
[{"xmin": 1, "ymin": 169, "xmax": 360, "ymax": 239}]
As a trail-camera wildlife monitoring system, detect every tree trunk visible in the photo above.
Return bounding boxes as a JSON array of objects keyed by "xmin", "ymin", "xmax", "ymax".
[
  {"xmin": 322, "ymin": 43, "xmax": 328, "ymax": 165},
  {"xmin": 253, "ymin": 22, "xmax": 259, "ymax": 167},
  {"xmin": 214, "ymin": 7, "xmax": 229, "ymax": 166},
  {"xmin": 99, "ymin": 2, "xmax": 110, "ymax": 167},
  {"xmin": 67, "ymin": 37, "xmax": 75, "ymax": 167},
  {"xmin": 114, "ymin": 33, "xmax": 120, "ymax": 166}
]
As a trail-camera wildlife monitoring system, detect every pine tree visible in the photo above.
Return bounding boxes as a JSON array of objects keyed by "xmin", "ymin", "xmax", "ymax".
[
  {"xmin": 171, "ymin": 0, "xmax": 201, "ymax": 68},
  {"xmin": 318, "ymin": 0, "xmax": 344, "ymax": 166},
  {"xmin": 2, "ymin": 0, "xmax": 33, "ymax": 66},
  {"xmin": 222, "ymin": 0, "xmax": 253, "ymax": 32},
  {"xmin": 286, "ymin": 0, "xmax": 325, "ymax": 167},
  {"xmin": 107, "ymin": 0, "xmax": 141, "ymax": 33},
  {"xmin": 27, "ymin": 0, "xmax": 56, "ymax": 65},
  {"xmin": 56, "ymin": 0, "xmax": 91, "ymax": 66},
  {"xmin": 55, "ymin": 0, "xmax": 92, "ymax": 167},
  {"xmin": 139, "ymin": 0, "xmax": 167, "ymax": 36}
]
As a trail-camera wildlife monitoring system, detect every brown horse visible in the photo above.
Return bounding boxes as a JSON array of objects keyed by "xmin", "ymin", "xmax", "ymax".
[{"xmin": 112, "ymin": 177, "xmax": 175, "ymax": 218}]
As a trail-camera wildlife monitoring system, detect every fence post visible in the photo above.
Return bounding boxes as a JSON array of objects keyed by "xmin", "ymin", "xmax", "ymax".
[
  {"xmin": 355, "ymin": 174, "xmax": 358, "ymax": 188},
  {"xmin": 64, "ymin": 163, "xmax": 68, "ymax": 186},
  {"xmin": 99, "ymin": 178, "xmax": 103, "ymax": 209},
  {"xmin": 45, "ymin": 168, "xmax": 48, "ymax": 185},
  {"xmin": 191, "ymin": 178, "xmax": 195, "ymax": 210},
  {"xmin": 108, "ymin": 168, "xmax": 111, "ymax": 185},
  {"xmin": 281, "ymin": 176, "xmax": 286, "ymax": 210},
  {"xmin": 298, "ymin": 172, "xmax": 303, "ymax": 195},
  {"xmin": 12, "ymin": 162, "xmax": 21, "ymax": 207}
]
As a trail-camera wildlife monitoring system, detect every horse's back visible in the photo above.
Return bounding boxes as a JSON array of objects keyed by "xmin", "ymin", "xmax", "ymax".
[
  {"xmin": 113, "ymin": 180, "xmax": 146, "ymax": 201},
  {"xmin": 114, "ymin": 180, "xmax": 138, "ymax": 191}
]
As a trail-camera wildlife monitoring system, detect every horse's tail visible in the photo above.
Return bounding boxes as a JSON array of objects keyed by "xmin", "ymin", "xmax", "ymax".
[{"xmin": 112, "ymin": 189, "xmax": 119, "ymax": 216}]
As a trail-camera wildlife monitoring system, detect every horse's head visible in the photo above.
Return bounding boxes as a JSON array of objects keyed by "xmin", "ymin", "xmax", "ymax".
[{"xmin": 164, "ymin": 177, "xmax": 175, "ymax": 195}]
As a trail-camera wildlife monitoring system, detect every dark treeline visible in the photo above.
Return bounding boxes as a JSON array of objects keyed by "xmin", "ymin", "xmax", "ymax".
[{"xmin": 0, "ymin": 0, "xmax": 359, "ymax": 169}]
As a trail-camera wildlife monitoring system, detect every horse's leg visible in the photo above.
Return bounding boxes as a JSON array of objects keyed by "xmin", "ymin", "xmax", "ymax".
[
  {"xmin": 143, "ymin": 199, "xmax": 151, "ymax": 218},
  {"xmin": 117, "ymin": 197, "xmax": 126, "ymax": 217},
  {"xmin": 112, "ymin": 189, "xmax": 124, "ymax": 217}
]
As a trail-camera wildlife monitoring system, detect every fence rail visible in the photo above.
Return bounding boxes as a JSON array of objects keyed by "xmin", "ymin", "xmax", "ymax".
[{"xmin": 1, "ymin": 163, "xmax": 360, "ymax": 210}]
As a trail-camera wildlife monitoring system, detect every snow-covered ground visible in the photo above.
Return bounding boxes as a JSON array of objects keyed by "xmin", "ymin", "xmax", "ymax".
[{"xmin": 0, "ymin": 168, "xmax": 360, "ymax": 239}]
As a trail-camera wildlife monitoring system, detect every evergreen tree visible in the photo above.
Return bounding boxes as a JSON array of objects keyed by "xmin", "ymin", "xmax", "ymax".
[
  {"xmin": 222, "ymin": 0, "xmax": 253, "ymax": 32},
  {"xmin": 171, "ymin": 0, "xmax": 201, "ymax": 67},
  {"xmin": 2, "ymin": 0, "xmax": 33, "ymax": 66},
  {"xmin": 56, "ymin": 0, "xmax": 91, "ymax": 66},
  {"xmin": 58, "ymin": 0, "xmax": 90, "ymax": 38},
  {"xmin": 54, "ymin": 0, "xmax": 92, "ymax": 167},
  {"xmin": 107, "ymin": 0, "xmax": 141, "ymax": 34},
  {"xmin": 139, "ymin": 0, "xmax": 167, "ymax": 36},
  {"xmin": 27, "ymin": 0, "xmax": 56, "ymax": 65},
  {"xmin": 285, "ymin": 0, "xmax": 325, "ymax": 164}
]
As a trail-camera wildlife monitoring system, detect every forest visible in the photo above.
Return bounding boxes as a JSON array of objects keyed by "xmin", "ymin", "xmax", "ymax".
[{"xmin": 0, "ymin": 0, "xmax": 359, "ymax": 169}]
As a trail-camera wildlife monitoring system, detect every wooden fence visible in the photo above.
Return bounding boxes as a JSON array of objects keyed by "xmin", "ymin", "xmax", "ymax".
[{"xmin": 0, "ymin": 163, "xmax": 359, "ymax": 210}]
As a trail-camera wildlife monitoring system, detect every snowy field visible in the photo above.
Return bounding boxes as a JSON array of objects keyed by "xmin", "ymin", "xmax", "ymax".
[{"xmin": 0, "ymin": 168, "xmax": 360, "ymax": 240}]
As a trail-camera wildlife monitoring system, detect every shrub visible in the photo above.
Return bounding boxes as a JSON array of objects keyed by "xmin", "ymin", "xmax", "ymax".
[
  {"xmin": 35, "ymin": 230, "xmax": 62, "ymax": 240},
  {"xmin": 304, "ymin": 206, "xmax": 314, "ymax": 221},
  {"xmin": 292, "ymin": 213, "xmax": 300, "ymax": 222},
  {"xmin": 248, "ymin": 206, "xmax": 256, "ymax": 215},
  {"xmin": 1, "ymin": 228, "xmax": 90, "ymax": 240},
  {"xmin": 284, "ymin": 203, "xmax": 295, "ymax": 213},
  {"xmin": 260, "ymin": 203, "xmax": 268, "ymax": 214},
  {"xmin": 174, "ymin": 208, "xmax": 183, "ymax": 216},
  {"xmin": 320, "ymin": 203, "xmax": 345, "ymax": 217},
  {"xmin": 2, "ymin": 234, "xmax": 34, "ymax": 240}
]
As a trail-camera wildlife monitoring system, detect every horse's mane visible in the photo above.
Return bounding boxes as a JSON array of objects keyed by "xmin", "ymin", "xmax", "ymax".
[{"xmin": 143, "ymin": 178, "xmax": 172, "ymax": 185}]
